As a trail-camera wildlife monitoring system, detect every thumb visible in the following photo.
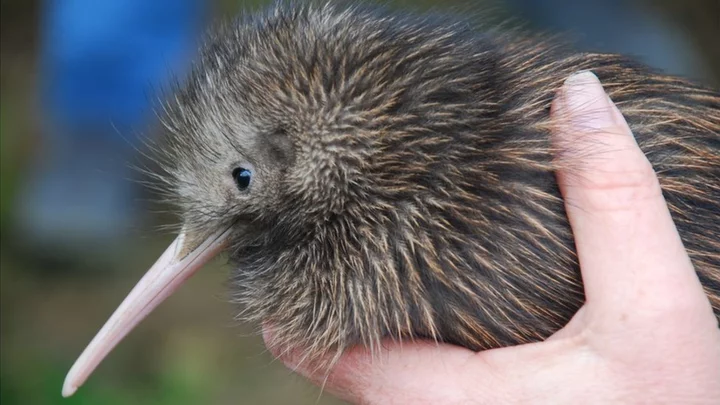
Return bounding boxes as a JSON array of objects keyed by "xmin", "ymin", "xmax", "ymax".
[{"xmin": 550, "ymin": 71, "xmax": 707, "ymax": 328}]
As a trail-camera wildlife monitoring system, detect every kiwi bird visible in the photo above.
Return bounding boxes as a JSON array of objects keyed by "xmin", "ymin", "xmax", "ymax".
[{"xmin": 63, "ymin": 2, "xmax": 720, "ymax": 397}]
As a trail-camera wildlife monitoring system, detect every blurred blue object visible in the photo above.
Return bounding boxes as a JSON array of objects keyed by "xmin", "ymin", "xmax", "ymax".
[
  {"xmin": 40, "ymin": 0, "xmax": 205, "ymax": 140},
  {"xmin": 16, "ymin": 0, "xmax": 206, "ymax": 259}
]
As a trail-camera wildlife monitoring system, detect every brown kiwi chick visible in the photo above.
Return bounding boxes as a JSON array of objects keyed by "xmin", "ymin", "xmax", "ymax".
[{"xmin": 63, "ymin": 2, "xmax": 720, "ymax": 397}]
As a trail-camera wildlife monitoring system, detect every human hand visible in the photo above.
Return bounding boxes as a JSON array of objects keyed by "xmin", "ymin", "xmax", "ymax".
[{"xmin": 263, "ymin": 71, "xmax": 720, "ymax": 404}]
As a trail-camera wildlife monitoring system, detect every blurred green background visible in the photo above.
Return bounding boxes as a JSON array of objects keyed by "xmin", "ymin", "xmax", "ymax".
[{"xmin": 1, "ymin": 1, "xmax": 718, "ymax": 404}]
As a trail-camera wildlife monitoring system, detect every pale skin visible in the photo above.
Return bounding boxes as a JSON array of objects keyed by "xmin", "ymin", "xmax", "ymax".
[{"xmin": 263, "ymin": 71, "xmax": 720, "ymax": 404}]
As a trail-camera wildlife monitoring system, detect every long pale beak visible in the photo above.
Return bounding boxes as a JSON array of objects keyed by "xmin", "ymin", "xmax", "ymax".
[{"xmin": 62, "ymin": 226, "xmax": 233, "ymax": 397}]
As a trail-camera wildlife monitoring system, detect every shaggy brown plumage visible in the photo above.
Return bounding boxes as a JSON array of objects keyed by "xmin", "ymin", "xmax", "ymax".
[{"xmin": 151, "ymin": 2, "xmax": 719, "ymax": 367}]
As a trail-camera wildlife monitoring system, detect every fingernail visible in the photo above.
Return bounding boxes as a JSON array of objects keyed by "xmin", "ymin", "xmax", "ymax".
[{"xmin": 561, "ymin": 71, "xmax": 616, "ymax": 131}]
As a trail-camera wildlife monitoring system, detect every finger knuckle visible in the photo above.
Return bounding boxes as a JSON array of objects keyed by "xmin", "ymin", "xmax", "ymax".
[{"xmin": 574, "ymin": 160, "xmax": 662, "ymax": 213}]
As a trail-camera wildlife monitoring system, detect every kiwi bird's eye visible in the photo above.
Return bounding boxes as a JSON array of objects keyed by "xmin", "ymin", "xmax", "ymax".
[{"xmin": 232, "ymin": 167, "xmax": 252, "ymax": 190}]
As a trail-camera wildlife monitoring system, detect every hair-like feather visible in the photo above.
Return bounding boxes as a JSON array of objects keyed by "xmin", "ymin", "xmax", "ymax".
[{"xmin": 152, "ymin": 2, "xmax": 720, "ymax": 369}]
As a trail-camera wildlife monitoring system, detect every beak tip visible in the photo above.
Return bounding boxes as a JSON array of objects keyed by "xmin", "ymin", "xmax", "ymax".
[
  {"xmin": 59, "ymin": 227, "xmax": 232, "ymax": 399},
  {"xmin": 62, "ymin": 381, "xmax": 78, "ymax": 398}
]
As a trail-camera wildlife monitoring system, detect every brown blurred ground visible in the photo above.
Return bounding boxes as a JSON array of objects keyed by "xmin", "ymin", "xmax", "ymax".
[{"xmin": 1, "ymin": 1, "xmax": 718, "ymax": 404}]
